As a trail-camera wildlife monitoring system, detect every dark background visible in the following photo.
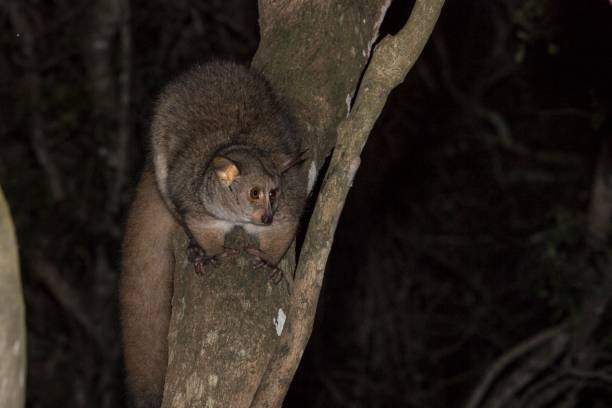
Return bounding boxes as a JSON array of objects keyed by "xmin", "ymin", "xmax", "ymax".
[{"xmin": 1, "ymin": 0, "xmax": 612, "ymax": 407}]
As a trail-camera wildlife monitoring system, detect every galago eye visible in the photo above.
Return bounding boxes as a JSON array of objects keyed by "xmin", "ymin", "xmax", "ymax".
[
  {"xmin": 269, "ymin": 189, "xmax": 277, "ymax": 202},
  {"xmin": 249, "ymin": 187, "xmax": 261, "ymax": 200}
]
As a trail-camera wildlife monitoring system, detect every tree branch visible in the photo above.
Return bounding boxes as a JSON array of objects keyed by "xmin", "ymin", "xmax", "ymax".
[
  {"xmin": 251, "ymin": 1, "xmax": 445, "ymax": 406},
  {"xmin": 465, "ymin": 327, "xmax": 568, "ymax": 408}
]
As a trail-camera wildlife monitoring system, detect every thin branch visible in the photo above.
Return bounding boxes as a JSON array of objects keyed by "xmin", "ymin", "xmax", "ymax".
[
  {"xmin": 465, "ymin": 326, "xmax": 567, "ymax": 408},
  {"xmin": 250, "ymin": 1, "xmax": 445, "ymax": 406},
  {"xmin": 566, "ymin": 368, "xmax": 612, "ymax": 385},
  {"xmin": 588, "ymin": 139, "xmax": 612, "ymax": 241},
  {"xmin": 489, "ymin": 333, "xmax": 568, "ymax": 408},
  {"xmin": 434, "ymin": 35, "xmax": 581, "ymax": 169},
  {"xmin": 522, "ymin": 376, "xmax": 574, "ymax": 408},
  {"xmin": 30, "ymin": 258, "xmax": 103, "ymax": 348}
]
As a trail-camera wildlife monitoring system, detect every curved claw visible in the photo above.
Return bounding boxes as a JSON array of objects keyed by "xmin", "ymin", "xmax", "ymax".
[
  {"xmin": 268, "ymin": 267, "xmax": 284, "ymax": 285},
  {"xmin": 193, "ymin": 262, "xmax": 206, "ymax": 276},
  {"xmin": 187, "ymin": 242, "xmax": 205, "ymax": 265},
  {"xmin": 222, "ymin": 247, "xmax": 240, "ymax": 256},
  {"xmin": 245, "ymin": 247, "xmax": 284, "ymax": 285},
  {"xmin": 187, "ymin": 242, "xmax": 239, "ymax": 276}
]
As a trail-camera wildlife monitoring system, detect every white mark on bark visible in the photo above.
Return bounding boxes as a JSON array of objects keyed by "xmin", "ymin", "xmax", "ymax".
[
  {"xmin": 208, "ymin": 374, "xmax": 218, "ymax": 387},
  {"xmin": 345, "ymin": 93, "xmax": 353, "ymax": 116},
  {"xmin": 178, "ymin": 296, "xmax": 186, "ymax": 318},
  {"xmin": 317, "ymin": 248, "xmax": 328, "ymax": 287},
  {"xmin": 348, "ymin": 157, "xmax": 362, "ymax": 188},
  {"xmin": 273, "ymin": 308, "xmax": 286, "ymax": 336},
  {"xmin": 350, "ymin": 46, "xmax": 356, "ymax": 57},
  {"xmin": 168, "ymin": 346, "xmax": 175, "ymax": 364},
  {"xmin": 238, "ymin": 348, "xmax": 247, "ymax": 358},
  {"xmin": 241, "ymin": 299, "xmax": 251, "ymax": 310},
  {"xmin": 205, "ymin": 397, "xmax": 215, "ymax": 408},
  {"xmin": 339, "ymin": 13, "xmax": 344, "ymax": 23},
  {"xmin": 365, "ymin": 0, "xmax": 392, "ymax": 60},
  {"xmin": 376, "ymin": 1, "xmax": 392, "ymax": 32},
  {"xmin": 307, "ymin": 162, "xmax": 317, "ymax": 194}
]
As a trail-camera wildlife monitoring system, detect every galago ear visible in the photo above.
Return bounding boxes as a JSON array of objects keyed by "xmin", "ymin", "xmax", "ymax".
[
  {"xmin": 278, "ymin": 149, "xmax": 309, "ymax": 174},
  {"xmin": 212, "ymin": 156, "xmax": 240, "ymax": 186}
]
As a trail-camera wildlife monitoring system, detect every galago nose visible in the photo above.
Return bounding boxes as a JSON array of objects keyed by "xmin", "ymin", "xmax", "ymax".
[{"xmin": 262, "ymin": 213, "xmax": 273, "ymax": 225}]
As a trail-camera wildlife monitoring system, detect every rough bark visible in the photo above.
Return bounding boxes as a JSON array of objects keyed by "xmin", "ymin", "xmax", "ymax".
[
  {"xmin": 0, "ymin": 186, "xmax": 26, "ymax": 408},
  {"xmin": 162, "ymin": 1, "xmax": 444, "ymax": 406},
  {"xmin": 253, "ymin": 0, "xmax": 393, "ymax": 165},
  {"xmin": 161, "ymin": 231, "xmax": 291, "ymax": 408}
]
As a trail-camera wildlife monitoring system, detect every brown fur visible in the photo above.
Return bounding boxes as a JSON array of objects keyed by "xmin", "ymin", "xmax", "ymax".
[{"xmin": 120, "ymin": 61, "xmax": 307, "ymax": 407}]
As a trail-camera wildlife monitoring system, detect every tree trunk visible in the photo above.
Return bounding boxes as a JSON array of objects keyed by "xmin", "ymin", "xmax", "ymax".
[{"xmin": 0, "ymin": 186, "xmax": 26, "ymax": 408}]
